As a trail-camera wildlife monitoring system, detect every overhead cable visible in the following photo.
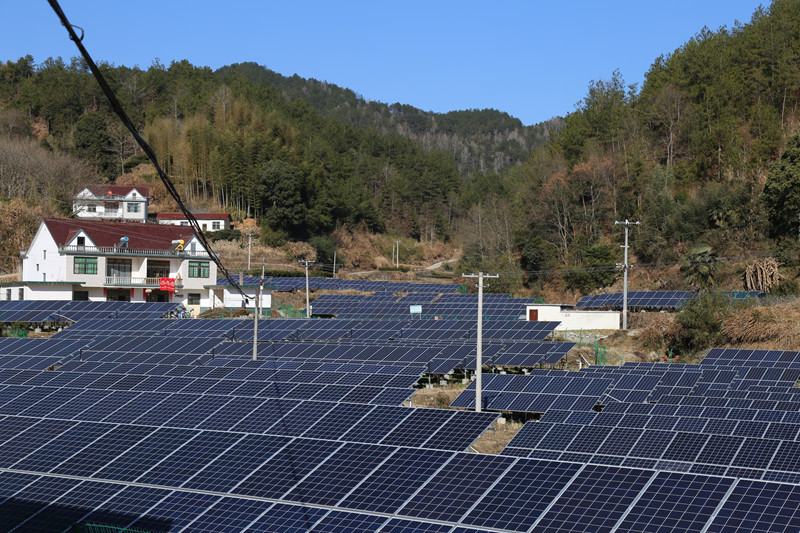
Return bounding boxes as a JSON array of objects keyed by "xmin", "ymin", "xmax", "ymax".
[{"xmin": 46, "ymin": 0, "xmax": 248, "ymax": 301}]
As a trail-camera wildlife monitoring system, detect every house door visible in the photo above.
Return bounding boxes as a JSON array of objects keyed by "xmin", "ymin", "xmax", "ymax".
[
  {"xmin": 528, "ymin": 309, "xmax": 538, "ymax": 321},
  {"xmin": 146, "ymin": 289, "xmax": 170, "ymax": 302}
]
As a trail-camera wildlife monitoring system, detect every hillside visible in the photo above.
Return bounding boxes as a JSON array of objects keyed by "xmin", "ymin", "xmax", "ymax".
[
  {"xmin": 3, "ymin": 0, "xmax": 800, "ymax": 311},
  {"xmin": 217, "ymin": 62, "xmax": 562, "ymax": 174}
]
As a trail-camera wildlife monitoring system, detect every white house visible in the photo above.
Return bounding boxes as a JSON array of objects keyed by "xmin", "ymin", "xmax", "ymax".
[
  {"xmin": 156, "ymin": 212, "xmax": 232, "ymax": 232},
  {"xmin": 73, "ymin": 185, "xmax": 149, "ymax": 221},
  {"xmin": 526, "ymin": 303, "xmax": 621, "ymax": 331},
  {"xmin": 3, "ymin": 218, "xmax": 217, "ymax": 310}
]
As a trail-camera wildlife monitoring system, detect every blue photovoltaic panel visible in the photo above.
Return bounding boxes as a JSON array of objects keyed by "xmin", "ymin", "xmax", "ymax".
[
  {"xmin": 0, "ymin": 475, "xmax": 79, "ymax": 530},
  {"xmin": 399, "ymin": 454, "xmax": 515, "ymax": 522},
  {"xmin": 242, "ymin": 502, "xmax": 328, "ymax": 533},
  {"xmin": 91, "ymin": 427, "xmax": 198, "ymax": 482},
  {"xmin": 137, "ymin": 430, "xmax": 243, "ymax": 487},
  {"xmin": 532, "ymin": 465, "xmax": 654, "ymax": 533},
  {"xmin": 232, "ymin": 438, "xmax": 343, "ymax": 499},
  {"xmin": 181, "ymin": 434, "xmax": 292, "ymax": 493},
  {"xmin": 282, "ymin": 442, "xmax": 395, "ymax": 506},
  {"xmin": 65, "ymin": 485, "xmax": 172, "ymax": 529},
  {"xmin": 613, "ymin": 472, "xmax": 734, "ymax": 533},
  {"xmin": 306, "ymin": 510, "xmax": 387, "ymax": 532},
  {"xmin": 706, "ymin": 480, "xmax": 800, "ymax": 532},
  {"xmin": 51, "ymin": 424, "xmax": 156, "ymax": 478},
  {"xmin": 180, "ymin": 496, "xmax": 273, "ymax": 532},
  {"xmin": 13, "ymin": 479, "xmax": 126, "ymax": 532},
  {"xmin": 461, "ymin": 458, "xmax": 582, "ymax": 531},
  {"xmin": 339, "ymin": 448, "xmax": 453, "ymax": 514},
  {"xmin": 125, "ymin": 491, "xmax": 222, "ymax": 532}
]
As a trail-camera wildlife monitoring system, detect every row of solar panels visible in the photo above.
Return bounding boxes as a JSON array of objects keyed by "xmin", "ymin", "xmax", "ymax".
[
  {"xmin": 216, "ymin": 277, "xmax": 460, "ymax": 293},
  {"xmin": 576, "ymin": 290, "xmax": 765, "ymax": 310},
  {"xmin": 3, "ymin": 316, "xmax": 800, "ymax": 530},
  {"xmin": 1, "ymin": 427, "xmax": 799, "ymax": 532},
  {"xmin": 53, "ymin": 317, "xmax": 562, "ymax": 343},
  {"xmin": 0, "ymin": 300, "xmax": 181, "ymax": 323}
]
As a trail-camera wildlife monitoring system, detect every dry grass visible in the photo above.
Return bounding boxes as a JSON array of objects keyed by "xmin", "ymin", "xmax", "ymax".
[
  {"xmin": 471, "ymin": 420, "xmax": 524, "ymax": 454},
  {"xmin": 409, "ymin": 384, "xmax": 465, "ymax": 408},
  {"xmin": 721, "ymin": 300, "xmax": 800, "ymax": 350},
  {"xmin": 407, "ymin": 384, "xmax": 522, "ymax": 453}
]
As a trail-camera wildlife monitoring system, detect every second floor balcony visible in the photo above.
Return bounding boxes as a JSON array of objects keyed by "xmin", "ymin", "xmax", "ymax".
[
  {"xmin": 60, "ymin": 244, "xmax": 212, "ymax": 259},
  {"xmin": 104, "ymin": 276, "xmax": 184, "ymax": 288}
]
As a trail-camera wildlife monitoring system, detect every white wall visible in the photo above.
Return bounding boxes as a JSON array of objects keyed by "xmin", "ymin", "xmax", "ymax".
[
  {"xmin": 526, "ymin": 304, "xmax": 620, "ymax": 331},
  {"xmin": 223, "ymin": 288, "xmax": 271, "ymax": 310},
  {"xmin": 22, "ymin": 223, "xmax": 65, "ymax": 284}
]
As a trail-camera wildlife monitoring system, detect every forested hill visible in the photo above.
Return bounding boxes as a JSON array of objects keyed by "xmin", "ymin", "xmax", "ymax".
[
  {"xmin": 217, "ymin": 62, "xmax": 561, "ymax": 173},
  {"xmin": 6, "ymin": 0, "xmax": 800, "ymax": 302}
]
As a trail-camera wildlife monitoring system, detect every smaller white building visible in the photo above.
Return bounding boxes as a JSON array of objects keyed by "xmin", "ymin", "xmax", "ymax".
[
  {"xmin": 157, "ymin": 212, "xmax": 232, "ymax": 232},
  {"xmin": 207, "ymin": 282, "xmax": 271, "ymax": 317},
  {"xmin": 526, "ymin": 303, "xmax": 620, "ymax": 331},
  {"xmin": 73, "ymin": 185, "xmax": 149, "ymax": 221}
]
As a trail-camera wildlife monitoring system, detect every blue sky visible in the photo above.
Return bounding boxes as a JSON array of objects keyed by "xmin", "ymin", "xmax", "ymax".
[{"xmin": 3, "ymin": 1, "xmax": 765, "ymax": 125}]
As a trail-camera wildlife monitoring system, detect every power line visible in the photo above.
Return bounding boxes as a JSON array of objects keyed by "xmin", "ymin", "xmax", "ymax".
[{"xmin": 46, "ymin": 0, "xmax": 248, "ymax": 301}]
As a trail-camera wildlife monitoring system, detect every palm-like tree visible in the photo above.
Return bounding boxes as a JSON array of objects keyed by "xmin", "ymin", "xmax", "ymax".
[{"xmin": 680, "ymin": 245, "xmax": 719, "ymax": 291}]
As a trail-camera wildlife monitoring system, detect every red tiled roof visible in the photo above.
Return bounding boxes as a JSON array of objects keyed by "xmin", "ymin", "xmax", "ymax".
[
  {"xmin": 156, "ymin": 212, "xmax": 231, "ymax": 220},
  {"xmin": 78, "ymin": 185, "xmax": 149, "ymax": 197},
  {"xmin": 43, "ymin": 218, "xmax": 195, "ymax": 251}
]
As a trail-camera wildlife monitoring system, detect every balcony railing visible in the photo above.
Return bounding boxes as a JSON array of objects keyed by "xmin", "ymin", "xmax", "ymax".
[
  {"xmin": 105, "ymin": 276, "xmax": 184, "ymax": 287},
  {"xmin": 60, "ymin": 245, "xmax": 211, "ymax": 258}
]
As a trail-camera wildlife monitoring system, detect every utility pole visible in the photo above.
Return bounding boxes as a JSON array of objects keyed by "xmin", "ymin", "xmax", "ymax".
[
  {"xmin": 252, "ymin": 261, "xmax": 265, "ymax": 361},
  {"xmin": 395, "ymin": 241, "xmax": 400, "ymax": 268},
  {"xmin": 463, "ymin": 272, "xmax": 499, "ymax": 412},
  {"xmin": 615, "ymin": 219, "xmax": 640, "ymax": 330},
  {"xmin": 332, "ymin": 250, "xmax": 337, "ymax": 278},
  {"xmin": 299, "ymin": 259, "xmax": 315, "ymax": 319},
  {"xmin": 247, "ymin": 233, "xmax": 256, "ymax": 271}
]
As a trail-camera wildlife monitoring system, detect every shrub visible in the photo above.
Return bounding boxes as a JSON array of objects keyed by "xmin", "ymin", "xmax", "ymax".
[
  {"xmin": 260, "ymin": 226, "xmax": 288, "ymax": 247},
  {"xmin": 668, "ymin": 292, "xmax": 732, "ymax": 354},
  {"xmin": 206, "ymin": 229, "xmax": 241, "ymax": 242}
]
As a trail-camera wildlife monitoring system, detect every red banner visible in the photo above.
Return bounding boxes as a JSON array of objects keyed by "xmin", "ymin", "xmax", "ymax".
[{"xmin": 159, "ymin": 277, "xmax": 175, "ymax": 292}]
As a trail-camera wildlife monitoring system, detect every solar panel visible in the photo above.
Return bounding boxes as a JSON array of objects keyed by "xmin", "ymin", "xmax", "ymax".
[
  {"xmin": 461, "ymin": 458, "xmax": 582, "ymax": 531},
  {"xmin": 397, "ymin": 453, "xmax": 516, "ymax": 522}
]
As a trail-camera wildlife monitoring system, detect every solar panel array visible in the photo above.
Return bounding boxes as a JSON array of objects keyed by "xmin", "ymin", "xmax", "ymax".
[
  {"xmin": 3, "ymin": 307, "xmax": 800, "ymax": 530},
  {"xmin": 576, "ymin": 290, "xmax": 765, "ymax": 310},
  {"xmin": 311, "ymin": 292, "xmax": 534, "ymax": 320},
  {"xmin": 0, "ymin": 300, "xmax": 181, "ymax": 323},
  {"xmin": 216, "ymin": 276, "xmax": 459, "ymax": 294}
]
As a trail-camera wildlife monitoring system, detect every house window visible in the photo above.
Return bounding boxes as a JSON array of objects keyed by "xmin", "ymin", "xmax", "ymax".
[
  {"xmin": 42, "ymin": 273, "xmax": 46, "ymax": 282},
  {"xmin": 187, "ymin": 293, "xmax": 201, "ymax": 305},
  {"xmin": 5, "ymin": 289, "xmax": 10, "ymax": 301},
  {"xmin": 188, "ymin": 261, "xmax": 209, "ymax": 278},
  {"xmin": 212, "ymin": 221, "xmax": 221, "ymax": 230},
  {"xmin": 43, "ymin": 250, "xmax": 46, "ymax": 260},
  {"xmin": 87, "ymin": 205, "xmax": 96, "ymax": 213},
  {"xmin": 77, "ymin": 236, "xmax": 86, "ymax": 248},
  {"xmin": 202, "ymin": 223, "xmax": 207, "ymax": 231},
  {"xmin": 72, "ymin": 290, "xmax": 89, "ymax": 301},
  {"xmin": 147, "ymin": 260, "xmax": 170, "ymax": 278},
  {"xmin": 127, "ymin": 203, "xmax": 141, "ymax": 213},
  {"xmin": 180, "ymin": 221, "xmax": 189, "ymax": 226},
  {"xmin": 18, "ymin": 288, "xmax": 23, "ymax": 300},
  {"xmin": 106, "ymin": 258, "xmax": 132, "ymax": 277},
  {"xmin": 36, "ymin": 264, "xmax": 39, "ymax": 271},
  {"xmin": 74, "ymin": 257, "xmax": 98, "ymax": 275}
]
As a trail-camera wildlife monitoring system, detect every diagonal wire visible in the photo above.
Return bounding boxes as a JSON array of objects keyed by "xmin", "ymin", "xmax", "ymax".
[{"xmin": 47, "ymin": 0, "xmax": 248, "ymax": 301}]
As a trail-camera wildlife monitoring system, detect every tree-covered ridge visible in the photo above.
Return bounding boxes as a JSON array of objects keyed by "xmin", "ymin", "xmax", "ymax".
[
  {"xmin": 0, "ymin": 56, "xmax": 463, "ymax": 241},
  {"xmin": 217, "ymin": 62, "xmax": 561, "ymax": 173},
  {"xmin": 487, "ymin": 0, "xmax": 800, "ymax": 296}
]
